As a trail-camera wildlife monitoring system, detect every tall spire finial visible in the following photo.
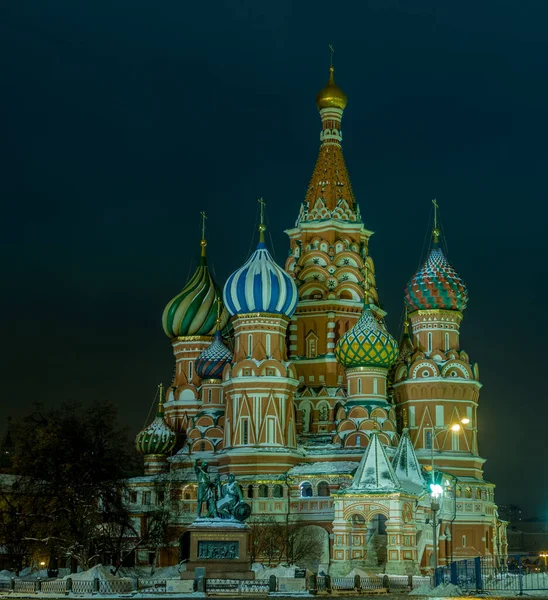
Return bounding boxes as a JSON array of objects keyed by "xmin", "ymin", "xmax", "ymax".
[
  {"xmin": 403, "ymin": 306, "xmax": 410, "ymax": 334},
  {"xmin": 258, "ymin": 198, "xmax": 266, "ymax": 243},
  {"xmin": 329, "ymin": 44, "xmax": 335, "ymax": 69},
  {"xmin": 157, "ymin": 383, "xmax": 164, "ymax": 417},
  {"xmin": 363, "ymin": 261, "xmax": 370, "ymax": 304},
  {"xmin": 200, "ymin": 211, "xmax": 207, "ymax": 257},
  {"xmin": 215, "ymin": 297, "xmax": 222, "ymax": 330},
  {"xmin": 432, "ymin": 199, "xmax": 440, "ymax": 244}
]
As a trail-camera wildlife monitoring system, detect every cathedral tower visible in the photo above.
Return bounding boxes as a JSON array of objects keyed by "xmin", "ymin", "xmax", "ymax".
[
  {"xmin": 285, "ymin": 66, "xmax": 382, "ymax": 440},
  {"xmin": 161, "ymin": 217, "xmax": 229, "ymax": 439},
  {"xmin": 220, "ymin": 204, "xmax": 301, "ymax": 474},
  {"xmin": 393, "ymin": 205, "xmax": 484, "ymax": 481}
]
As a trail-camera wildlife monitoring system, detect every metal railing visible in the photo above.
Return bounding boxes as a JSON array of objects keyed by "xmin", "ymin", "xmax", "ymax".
[{"xmin": 434, "ymin": 557, "xmax": 548, "ymax": 594}]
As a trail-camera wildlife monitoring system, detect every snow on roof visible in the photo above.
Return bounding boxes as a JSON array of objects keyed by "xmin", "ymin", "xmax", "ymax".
[
  {"xmin": 392, "ymin": 428, "xmax": 426, "ymax": 496},
  {"xmin": 288, "ymin": 461, "xmax": 359, "ymax": 476},
  {"xmin": 346, "ymin": 431, "xmax": 400, "ymax": 493}
]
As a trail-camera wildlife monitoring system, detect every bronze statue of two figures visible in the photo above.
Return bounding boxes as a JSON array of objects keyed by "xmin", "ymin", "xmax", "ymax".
[{"xmin": 194, "ymin": 460, "xmax": 251, "ymax": 522}]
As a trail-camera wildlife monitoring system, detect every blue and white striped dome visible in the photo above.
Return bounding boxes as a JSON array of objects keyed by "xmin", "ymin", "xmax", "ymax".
[{"xmin": 223, "ymin": 241, "xmax": 298, "ymax": 317}]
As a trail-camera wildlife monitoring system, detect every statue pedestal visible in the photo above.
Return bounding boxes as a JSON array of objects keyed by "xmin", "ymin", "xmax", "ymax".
[{"xmin": 181, "ymin": 518, "xmax": 255, "ymax": 580}]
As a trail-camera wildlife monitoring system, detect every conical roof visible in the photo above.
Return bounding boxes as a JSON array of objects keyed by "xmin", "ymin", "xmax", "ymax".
[
  {"xmin": 392, "ymin": 428, "xmax": 426, "ymax": 495},
  {"xmin": 345, "ymin": 430, "xmax": 400, "ymax": 493}
]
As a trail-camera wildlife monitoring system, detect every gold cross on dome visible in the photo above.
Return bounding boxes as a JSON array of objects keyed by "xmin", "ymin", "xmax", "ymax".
[
  {"xmin": 432, "ymin": 199, "xmax": 439, "ymax": 230},
  {"xmin": 200, "ymin": 211, "xmax": 207, "ymax": 239},
  {"xmin": 329, "ymin": 44, "xmax": 335, "ymax": 67},
  {"xmin": 258, "ymin": 198, "xmax": 266, "ymax": 242}
]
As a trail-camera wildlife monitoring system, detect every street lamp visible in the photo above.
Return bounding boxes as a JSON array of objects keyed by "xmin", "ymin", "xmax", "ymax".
[{"xmin": 428, "ymin": 418, "xmax": 468, "ymax": 572}]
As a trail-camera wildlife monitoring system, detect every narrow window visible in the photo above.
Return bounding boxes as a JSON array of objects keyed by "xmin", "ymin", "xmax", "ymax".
[
  {"xmin": 267, "ymin": 417, "xmax": 276, "ymax": 444},
  {"xmin": 462, "ymin": 535, "xmax": 467, "ymax": 548},
  {"xmin": 247, "ymin": 485, "xmax": 254, "ymax": 499},
  {"xmin": 200, "ymin": 442, "xmax": 205, "ymax": 452},
  {"xmin": 445, "ymin": 332, "xmax": 450, "ymax": 351},
  {"xmin": 208, "ymin": 389, "xmax": 212, "ymax": 403},
  {"xmin": 357, "ymin": 378, "xmax": 362, "ymax": 394},
  {"xmin": 157, "ymin": 491, "xmax": 165, "ymax": 504},
  {"xmin": 409, "ymin": 406, "xmax": 416, "ymax": 427},
  {"xmin": 243, "ymin": 420, "xmax": 249, "ymax": 445},
  {"xmin": 466, "ymin": 406, "xmax": 472, "ymax": 422},
  {"xmin": 188, "ymin": 361, "xmax": 193, "ymax": 381},
  {"xmin": 436, "ymin": 405, "xmax": 444, "ymax": 427},
  {"xmin": 428, "ymin": 332, "xmax": 432, "ymax": 353},
  {"xmin": 273, "ymin": 484, "xmax": 283, "ymax": 498},
  {"xmin": 425, "ymin": 429, "xmax": 433, "ymax": 450},
  {"xmin": 258, "ymin": 484, "xmax": 268, "ymax": 498},
  {"xmin": 266, "ymin": 334, "xmax": 271, "ymax": 356},
  {"xmin": 452, "ymin": 431, "xmax": 459, "ymax": 451},
  {"xmin": 373, "ymin": 377, "xmax": 378, "ymax": 394},
  {"xmin": 356, "ymin": 435, "xmax": 361, "ymax": 447},
  {"xmin": 247, "ymin": 334, "xmax": 253, "ymax": 357}
]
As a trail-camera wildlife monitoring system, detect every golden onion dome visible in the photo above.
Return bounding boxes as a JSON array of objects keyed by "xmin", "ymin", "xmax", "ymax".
[{"xmin": 316, "ymin": 67, "xmax": 347, "ymax": 110}]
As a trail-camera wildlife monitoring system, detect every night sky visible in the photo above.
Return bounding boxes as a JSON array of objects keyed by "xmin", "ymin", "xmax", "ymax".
[{"xmin": 1, "ymin": 1, "xmax": 546, "ymax": 517}]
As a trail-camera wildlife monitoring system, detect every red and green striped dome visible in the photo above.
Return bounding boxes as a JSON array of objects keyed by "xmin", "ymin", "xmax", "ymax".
[{"xmin": 405, "ymin": 243, "xmax": 468, "ymax": 312}]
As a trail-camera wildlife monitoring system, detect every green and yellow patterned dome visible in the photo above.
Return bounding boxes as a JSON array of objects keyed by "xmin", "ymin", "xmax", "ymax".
[
  {"xmin": 135, "ymin": 385, "xmax": 176, "ymax": 456},
  {"xmin": 335, "ymin": 303, "xmax": 399, "ymax": 369}
]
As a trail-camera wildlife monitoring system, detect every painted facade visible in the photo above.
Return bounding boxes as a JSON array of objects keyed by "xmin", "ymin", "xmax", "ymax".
[{"xmin": 129, "ymin": 66, "xmax": 507, "ymax": 574}]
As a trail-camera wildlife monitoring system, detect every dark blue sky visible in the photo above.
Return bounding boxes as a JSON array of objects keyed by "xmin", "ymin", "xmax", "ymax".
[{"xmin": 1, "ymin": 1, "xmax": 546, "ymax": 516}]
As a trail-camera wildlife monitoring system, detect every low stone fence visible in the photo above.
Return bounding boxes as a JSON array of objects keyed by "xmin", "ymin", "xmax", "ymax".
[{"xmin": 0, "ymin": 573, "xmax": 431, "ymax": 595}]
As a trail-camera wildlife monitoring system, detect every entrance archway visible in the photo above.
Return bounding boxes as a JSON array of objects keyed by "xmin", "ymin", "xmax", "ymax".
[{"xmin": 365, "ymin": 513, "xmax": 388, "ymax": 569}]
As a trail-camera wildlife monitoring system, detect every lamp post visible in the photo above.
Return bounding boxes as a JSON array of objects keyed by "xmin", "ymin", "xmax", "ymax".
[{"xmin": 429, "ymin": 418, "xmax": 469, "ymax": 572}]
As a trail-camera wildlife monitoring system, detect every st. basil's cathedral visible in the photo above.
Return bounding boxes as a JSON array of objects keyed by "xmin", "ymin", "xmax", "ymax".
[{"xmin": 130, "ymin": 64, "xmax": 508, "ymax": 575}]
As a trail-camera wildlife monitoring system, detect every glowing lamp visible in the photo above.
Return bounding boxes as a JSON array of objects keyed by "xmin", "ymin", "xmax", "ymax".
[
  {"xmin": 450, "ymin": 424, "xmax": 461, "ymax": 432},
  {"xmin": 430, "ymin": 483, "xmax": 443, "ymax": 498},
  {"xmin": 461, "ymin": 418, "xmax": 471, "ymax": 425}
]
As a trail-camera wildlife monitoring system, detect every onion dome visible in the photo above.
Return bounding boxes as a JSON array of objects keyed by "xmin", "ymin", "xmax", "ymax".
[
  {"xmin": 162, "ymin": 230, "xmax": 229, "ymax": 338},
  {"xmin": 335, "ymin": 301, "xmax": 399, "ymax": 369},
  {"xmin": 195, "ymin": 329, "xmax": 233, "ymax": 380},
  {"xmin": 223, "ymin": 201, "xmax": 298, "ymax": 318},
  {"xmin": 405, "ymin": 227, "xmax": 468, "ymax": 312},
  {"xmin": 135, "ymin": 385, "xmax": 176, "ymax": 456},
  {"xmin": 316, "ymin": 66, "xmax": 347, "ymax": 110}
]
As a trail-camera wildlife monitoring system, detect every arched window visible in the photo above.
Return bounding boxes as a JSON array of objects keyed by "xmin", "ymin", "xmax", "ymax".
[
  {"xmin": 300, "ymin": 482, "xmax": 313, "ymax": 497},
  {"xmin": 456, "ymin": 486, "xmax": 462, "ymax": 497},
  {"xmin": 258, "ymin": 484, "xmax": 268, "ymax": 498},
  {"xmin": 350, "ymin": 514, "xmax": 365, "ymax": 526},
  {"xmin": 200, "ymin": 442, "xmax": 205, "ymax": 452},
  {"xmin": 465, "ymin": 486, "xmax": 472, "ymax": 498},
  {"xmin": 273, "ymin": 485, "xmax": 283, "ymax": 498},
  {"xmin": 247, "ymin": 485, "xmax": 254, "ymax": 499},
  {"xmin": 317, "ymin": 481, "xmax": 330, "ymax": 497}
]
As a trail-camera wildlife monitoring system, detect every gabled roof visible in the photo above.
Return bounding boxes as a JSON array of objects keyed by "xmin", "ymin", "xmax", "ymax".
[
  {"xmin": 392, "ymin": 428, "xmax": 426, "ymax": 495},
  {"xmin": 345, "ymin": 430, "xmax": 400, "ymax": 493}
]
